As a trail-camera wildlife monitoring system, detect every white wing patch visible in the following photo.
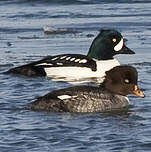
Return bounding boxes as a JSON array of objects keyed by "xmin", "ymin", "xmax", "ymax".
[
  {"xmin": 66, "ymin": 57, "xmax": 71, "ymax": 60},
  {"xmin": 51, "ymin": 57, "xmax": 58, "ymax": 61},
  {"xmin": 35, "ymin": 55, "xmax": 89, "ymax": 69},
  {"xmin": 35, "ymin": 63, "xmax": 53, "ymax": 66},
  {"xmin": 114, "ymin": 38, "xmax": 124, "ymax": 52},
  {"xmin": 51, "ymin": 55, "xmax": 88, "ymax": 64},
  {"xmin": 60, "ymin": 56, "xmax": 67, "ymax": 59},
  {"xmin": 56, "ymin": 63, "xmax": 63, "ymax": 65},
  {"xmin": 70, "ymin": 58, "xmax": 76, "ymax": 61},
  {"xmin": 75, "ymin": 59, "xmax": 80, "ymax": 62},
  {"xmin": 57, "ymin": 95, "xmax": 77, "ymax": 100},
  {"xmin": 79, "ymin": 59, "xmax": 87, "ymax": 63}
]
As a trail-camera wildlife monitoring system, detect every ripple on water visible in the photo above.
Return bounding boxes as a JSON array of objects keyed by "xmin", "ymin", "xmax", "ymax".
[{"xmin": 0, "ymin": 0, "xmax": 151, "ymax": 152}]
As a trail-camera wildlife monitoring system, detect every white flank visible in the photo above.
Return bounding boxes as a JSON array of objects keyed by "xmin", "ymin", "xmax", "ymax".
[
  {"xmin": 44, "ymin": 58, "xmax": 120, "ymax": 79},
  {"xmin": 57, "ymin": 95, "xmax": 77, "ymax": 100},
  {"xmin": 114, "ymin": 38, "xmax": 124, "ymax": 52},
  {"xmin": 79, "ymin": 59, "xmax": 87, "ymax": 63}
]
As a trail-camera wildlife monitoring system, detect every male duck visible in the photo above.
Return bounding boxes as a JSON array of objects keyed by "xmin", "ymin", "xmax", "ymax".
[
  {"xmin": 30, "ymin": 65, "xmax": 144, "ymax": 113},
  {"xmin": 7, "ymin": 29, "xmax": 135, "ymax": 80}
]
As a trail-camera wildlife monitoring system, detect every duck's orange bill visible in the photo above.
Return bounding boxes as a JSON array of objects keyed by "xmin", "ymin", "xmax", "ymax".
[{"xmin": 133, "ymin": 85, "xmax": 145, "ymax": 98}]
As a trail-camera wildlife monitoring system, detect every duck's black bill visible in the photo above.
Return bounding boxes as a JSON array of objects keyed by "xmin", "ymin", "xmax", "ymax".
[{"xmin": 120, "ymin": 45, "xmax": 135, "ymax": 54}]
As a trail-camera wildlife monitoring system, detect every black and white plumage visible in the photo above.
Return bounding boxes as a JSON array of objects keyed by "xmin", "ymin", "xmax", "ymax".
[
  {"xmin": 30, "ymin": 66, "xmax": 144, "ymax": 113},
  {"xmin": 35, "ymin": 54, "xmax": 97, "ymax": 71},
  {"xmin": 7, "ymin": 54, "xmax": 98, "ymax": 79},
  {"xmin": 6, "ymin": 29, "xmax": 135, "ymax": 80}
]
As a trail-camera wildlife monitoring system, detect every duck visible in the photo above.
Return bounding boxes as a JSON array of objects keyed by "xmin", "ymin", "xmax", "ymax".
[
  {"xmin": 29, "ymin": 65, "xmax": 144, "ymax": 113},
  {"xmin": 7, "ymin": 29, "xmax": 135, "ymax": 80}
]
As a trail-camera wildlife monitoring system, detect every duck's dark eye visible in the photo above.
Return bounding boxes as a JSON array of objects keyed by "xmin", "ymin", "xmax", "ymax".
[
  {"xmin": 112, "ymin": 38, "xmax": 117, "ymax": 43},
  {"xmin": 124, "ymin": 79, "xmax": 130, "ymax": 84}
]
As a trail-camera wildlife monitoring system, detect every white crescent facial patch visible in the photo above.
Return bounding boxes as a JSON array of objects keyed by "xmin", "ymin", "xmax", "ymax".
[{"xmin": 114, "ymin": 38, "xmax": 124, "ymax": 52}]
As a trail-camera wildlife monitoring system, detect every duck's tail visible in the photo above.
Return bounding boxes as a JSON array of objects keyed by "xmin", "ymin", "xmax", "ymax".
[{"xmin": 4, "ymin": 63, "xmax": 46, "ymax": 77}]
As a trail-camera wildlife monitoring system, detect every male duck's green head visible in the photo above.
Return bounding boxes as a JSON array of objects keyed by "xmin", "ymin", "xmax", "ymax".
[{"xmin": 87, "ymin": 29, "xmax": 135, "ymax": 60}]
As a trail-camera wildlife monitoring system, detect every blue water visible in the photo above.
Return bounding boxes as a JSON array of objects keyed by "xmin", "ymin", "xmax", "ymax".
[{"xmin": 0, "ymin": 0, "xmax": 151, "ymax": 151}]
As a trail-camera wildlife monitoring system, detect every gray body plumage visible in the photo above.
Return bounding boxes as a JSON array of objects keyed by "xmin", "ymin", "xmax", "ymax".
[{"xmin": 30, "ymin": 86, "xmax": 129, "ymax": 112}]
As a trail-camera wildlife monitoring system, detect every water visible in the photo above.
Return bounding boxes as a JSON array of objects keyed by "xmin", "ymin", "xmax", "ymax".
[{"xmin": 0, "ymin": 0, "xmax": 151, "ymax": 151}]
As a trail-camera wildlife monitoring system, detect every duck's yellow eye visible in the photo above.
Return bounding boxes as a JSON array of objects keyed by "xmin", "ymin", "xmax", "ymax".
[
  {"xmin": 112, "ymin": 38, "xmax": 117, "ymax": 43},
  {"xmin": 125, "ymin": 79, "xmax": 130, "ymax": 84}
]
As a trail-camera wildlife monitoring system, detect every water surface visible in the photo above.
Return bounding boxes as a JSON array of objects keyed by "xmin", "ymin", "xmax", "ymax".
[{"xmin": 0, "ymin": 0, "xmax": 151, "ymax": 151}]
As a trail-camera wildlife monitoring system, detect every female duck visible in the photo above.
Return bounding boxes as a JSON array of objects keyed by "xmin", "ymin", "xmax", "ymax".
[{"xmin": 30, "ymin": 65, "xmax": 144, "ymax": 112}]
